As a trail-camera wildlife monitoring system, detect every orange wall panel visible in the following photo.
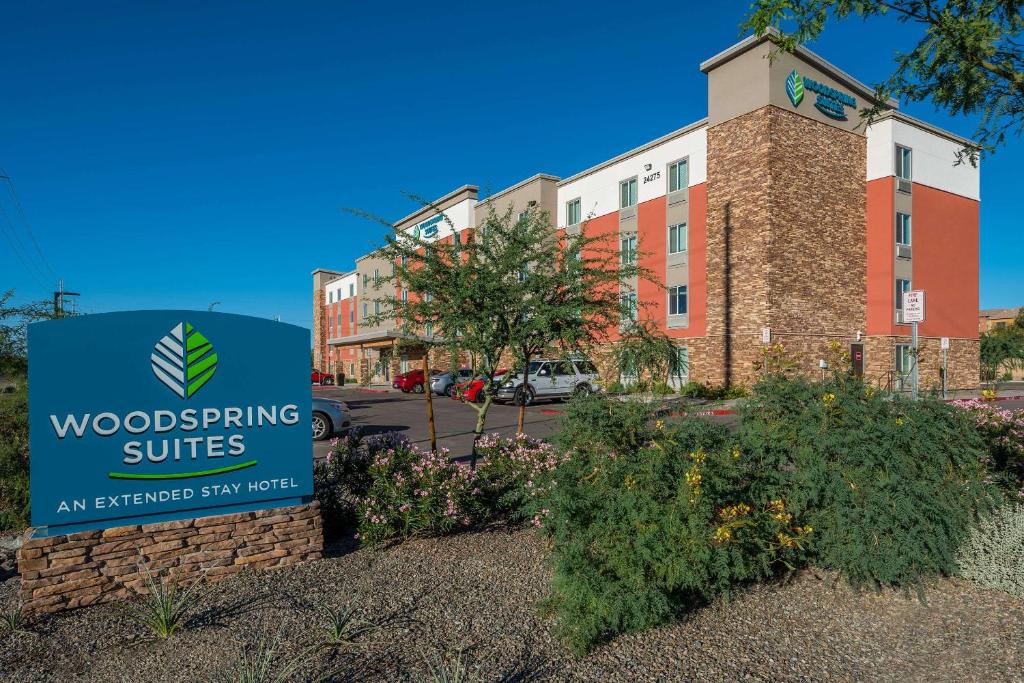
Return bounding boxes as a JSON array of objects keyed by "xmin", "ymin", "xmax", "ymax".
[
  {"xmin": 866, "ymin": 177, "xmax": 895, "ymax": 335},
  {"xmin": 914, "ymin": 184, "xmax": 979, "ymax": 339}
]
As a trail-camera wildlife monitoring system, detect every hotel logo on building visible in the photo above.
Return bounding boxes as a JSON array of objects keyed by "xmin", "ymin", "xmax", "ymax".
[{"xmin": 785, "ymin": 69, "xmax": 856, "ymax": 121}]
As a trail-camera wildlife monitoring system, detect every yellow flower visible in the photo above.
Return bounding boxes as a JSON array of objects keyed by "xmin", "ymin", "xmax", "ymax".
[
  {"xmin": 713, "ymin": 526, "xmax": 733, "ymax": 543},
  {"xmin": 624, "ymin": 475, "xmax": 637, "ymax": 490},
  {"xmin": 895, "ymin": 417, "xmax": 904, "ymax": 426},
  {"xmin": 777, "ymin": 532, "xmax": 795, "ymax": 548},
  {"xmin": 690, "ymin": 447, "xmax": 707, "ymax": 465},
  {"xmin": 982, "ymin": 389, "xmax": 997, "ymax": 402},
  {"xmin": 822, "ymin": 392, "xmax": 836, "ymax": 405},
  {"xmin": 655, "ymin": 419, "xmax": 665, "ymax": 431},
  {"xmin": 731, "ymin": 445, "xmax": 742, "ymax": 460}
]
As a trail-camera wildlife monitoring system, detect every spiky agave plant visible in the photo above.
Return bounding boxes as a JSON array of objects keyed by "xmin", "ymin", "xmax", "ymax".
[{"xmin": 123, "ymin": 560, "xmax": 205, "ymax": 639}]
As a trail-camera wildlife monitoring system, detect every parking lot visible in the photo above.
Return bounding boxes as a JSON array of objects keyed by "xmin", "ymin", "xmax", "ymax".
[{"xmin": 312, "ymin": 386, "xmax": 567, "ymax": 460}]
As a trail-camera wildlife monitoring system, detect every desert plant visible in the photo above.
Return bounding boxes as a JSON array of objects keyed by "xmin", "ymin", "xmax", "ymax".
[
  {"xmin": 606, "ymin": 380, "xmax": 625, "ymax": 395},
  {"xmin": 739, "ymin": 375, "xmax": 994, "ymax": 589},
  {"xmin": 0, "ymin": 603, "xmax": 29, "ymax": 636},
  {"xmin": 473, "ymin": 432, "xmax": 564, "ymax": 525},
  {"xmin": 957, "ymin": 503, "xmax": 1024, "ymax": 599},
  {"xmin": 420, "ymin": 649, "xmax": 484, "ymax": 683},
  {"xmin": 209, "ymin": 637, "xmax": 316, "ymax": 683},
  {"xmin": 124, "ymin": 562, "xmax": 205, "ymax": 639},
  {"xmin": 313, "ymin": 428, "xmax": 374, "ymax": 536},
  {"xmin": 315, "ymin": 600, "xmax": 377, "ymax": 648}
]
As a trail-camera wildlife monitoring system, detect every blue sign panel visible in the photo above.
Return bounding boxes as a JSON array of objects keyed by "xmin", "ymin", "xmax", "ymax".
[{"xmin": 28, "ymin": 311, "xmax": 312, "ymax": 536}]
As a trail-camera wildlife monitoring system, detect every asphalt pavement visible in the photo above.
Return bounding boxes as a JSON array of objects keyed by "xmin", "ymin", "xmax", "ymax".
[{"xmin": 311, "ymin": 385, "xmax": 1024, "ymax": 461}]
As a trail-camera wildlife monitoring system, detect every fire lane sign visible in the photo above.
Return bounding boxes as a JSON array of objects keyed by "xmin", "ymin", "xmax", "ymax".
[{"xmin": 903, "ymin": 291, "xmax": 925, "ymax": 323}]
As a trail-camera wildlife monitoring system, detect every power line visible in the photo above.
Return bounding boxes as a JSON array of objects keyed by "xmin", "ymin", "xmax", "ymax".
[
  {"xmin": 0, "ymin": 188, "xmax": 49, "ymax": 289},
  {"xmin": 0, "ymin": 169, "xmax": 58, "ymax": 281}
]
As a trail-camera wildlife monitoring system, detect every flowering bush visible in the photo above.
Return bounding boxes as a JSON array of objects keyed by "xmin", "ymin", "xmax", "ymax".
[
  {"xmin": 741, "ymin": 375, "xmax": 993, "ymax": 589},
  {"xmin": 473, "ymin": 432, "xmax": 564, "ymax": 526},
  {"xmin": 356, "ymin": 437, "xmax": 480, "ymax": 546},
  {"xmin": 539, "ymin": 395, "xmax": 807, "ymax": 653},
  {"xmin": 951, "ymin": 399, "xmax": 1024, "ymax": 498}
]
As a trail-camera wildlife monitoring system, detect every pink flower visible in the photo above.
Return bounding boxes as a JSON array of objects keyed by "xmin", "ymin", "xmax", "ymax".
[{"xmin": 399, "ymin": 503, "xmax": 411, "ymax": 513}]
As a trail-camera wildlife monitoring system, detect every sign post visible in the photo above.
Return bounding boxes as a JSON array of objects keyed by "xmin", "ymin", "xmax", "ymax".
[
  {"xmin": 940, "ymin": 337, "xmax": 950, "ymax": 399},
  {"xmin": 903, "ymin": 291, "xmax": 926, "ymax": 400}
]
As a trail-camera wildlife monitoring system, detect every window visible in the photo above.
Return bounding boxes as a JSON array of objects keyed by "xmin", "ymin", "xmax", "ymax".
[
  {"xmin": 362, "ymin": 302, "xmax": 368, "ymax": 318},
  {"xmin": 573, "ymin": 360, "xmax": 597, "ymax": 375},
  {"xmin": 896, "ymin": 278, "xmax": 911, "ymax": 315},
  {"xmin": 349, "ymin": 310, "xmax": 354, "ymax": 323},
  {"xmin": 517, "ymin": 265, "xmax": 529, "ymax": 282},
  {"xmin": 668, "ymin": 286, "xmax": 688, "ymax": 316},
  {"xmin": 349, "ymin": 283, "xmax": 354, "ymax": 297},
  {"xmin": 328, "ymin": 291, "xmax": 334, "ymax": 304},
  {"xmin": 424, "ymin": 322, "xmax": 433, "ymax": 337},
  {"xmin": 668, "ymin": 223, "xmax": 688, "ymax": 254},
  {"xmin": 401, "ymin": 289, "xmax": 408, "ymax": 303},
  {"xmin": 374, "ymin": 300, "xmax": 380, "ymax": 315},
  {"xmin": 620, "ymin": 292, "xmax": 638, "ymax": 322},
  {"xmin": 620, "ymin": 234, "xmax": 637, "ymax": 265},
  {"xmin": 401, "ymin": 255, "xmax": 407, "ymax": 269},
  {"xmin": 895, "ymin": 344, "xmax": 912, "ymax": 376},
  {"xmin": 896, "ymin": 213, "xmax": 912, "ymax": 246},
  {"xmin": 566, "ymin": 198, "xmax": 581, "ymax": 226},
  {"xmin": 373, "ymin": 268, "xmax": 380, "ymax": 286},
  {"xmin": 896, "ymin": 145, "xmax": 912, "ymax": 193},
  {"xmin": 619, "ymin": 177, "xmax": 638, "ymax": 209},
  {"xmin": 518, "ymin": 209, "xmax": 529, "ymax": 223},
  {"xmin": 362, "ymin": 274, "xmax": 368, "ymax": 289},
  {"xmin": 553, "ymin": 361, "xmax": 574, "ymax": 376},
  {"xmin": 453, "ymin": 231, "xmax": 461, "ymax": 246},
  {"xmin": 895, "ymin": 145, "xmax": 912, "ymax": 182},
  {"xmin": 668, "ymin": 158, "xmax": 689, "ymax": 193}
]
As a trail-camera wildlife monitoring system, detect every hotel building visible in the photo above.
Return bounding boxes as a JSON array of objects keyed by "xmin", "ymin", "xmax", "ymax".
[{"xmin": 313, "ymin": 32, "xmax": 980, "ymax": 391}]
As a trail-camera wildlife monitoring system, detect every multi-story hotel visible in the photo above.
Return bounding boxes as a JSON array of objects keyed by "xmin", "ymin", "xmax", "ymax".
[{"xmin": 313, "ymin": 32, "xmax": 981, "ymax": 391}]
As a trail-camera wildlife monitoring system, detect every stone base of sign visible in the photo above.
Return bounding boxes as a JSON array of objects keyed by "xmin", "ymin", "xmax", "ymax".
[{"xmin": 16, "ymin": 500, "xmax": 322, "ymax": 616}]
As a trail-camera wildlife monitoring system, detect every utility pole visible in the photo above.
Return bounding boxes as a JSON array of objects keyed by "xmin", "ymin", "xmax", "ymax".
[{"xmin": 52, "ymin": 279, "xmax": 80, "ymax": 318}]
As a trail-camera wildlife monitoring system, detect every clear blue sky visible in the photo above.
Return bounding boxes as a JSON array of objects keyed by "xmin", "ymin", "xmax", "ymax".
[{"xmin": 2, "ymin": 1, "xmax": 1020, "ymax": 329}]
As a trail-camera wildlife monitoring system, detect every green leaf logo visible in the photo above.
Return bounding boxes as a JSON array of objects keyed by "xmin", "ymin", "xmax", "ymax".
[
  {"xmin": 786, "ymin": 69, "xmax": 804, "ymax": 107},
  {"xmin": 151, "ymin": 322, "xmax": 218, "ymax": 398}
]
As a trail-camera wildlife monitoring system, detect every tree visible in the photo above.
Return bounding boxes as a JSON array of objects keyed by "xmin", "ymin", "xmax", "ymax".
[
  {"xmin": 980, "ymin": 312, "xmax": 1024, "ymax": 383},
  {"xmin": 0, "ymin": 289, "xmax": 58, "ymax": 378},
  {"xmin": 610, "ymin": 320, "xmax": 689, "ymax": 390},
  {"xmin": 744, "ymin": 0, "xmax": 1024, "ymax": 161},
  {"xmin": 502, "ymin": 204, "xmax": 648, "ymax": 432},
  {"xmin": 364, "ymin": 201, "xmax": 642, "ymax": 466}
]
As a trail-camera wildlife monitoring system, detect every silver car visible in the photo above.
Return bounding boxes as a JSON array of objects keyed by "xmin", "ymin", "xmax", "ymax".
[
  {"xmin": 312, "ymin": 397, "xmax": 351, "ymax": 441},
  {"xmin": 496, "ymin": 358, "xmax": 602, "ymax": 405},
  {"xmin": 430, "ymin": 368, "xmax": 474, "ymax": 397}
]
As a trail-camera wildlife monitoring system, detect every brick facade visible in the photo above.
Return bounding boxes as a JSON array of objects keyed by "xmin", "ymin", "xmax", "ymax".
[
  {"xmin": 700, "ymin": 105, "xmax": 870, "ymax": 387},
  {"xmin": 17, "ymin": 502, "xmax": 322, "ymax": 616}
]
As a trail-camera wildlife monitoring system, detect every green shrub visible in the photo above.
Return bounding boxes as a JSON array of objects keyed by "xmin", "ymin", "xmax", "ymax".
[
  {"xmin": 650, "ymin": 381, "xmax": 674, "ymax": 396},
  {"xmin": 605, "ymin": 381, "xmax": 625, "ymax": 395},
  {"xmin": 957, "ymin": 503, "xmax": 1024, "ymax": 599},
  {"xmin": 739, "ymin": 375, "xmax": 993, "ymax": 589},
  {"xmin": 543, "ymin": 395, "xmax": 806, "ymax": 653},
  {"xmin": 0, "ymin": 387, "xmax": 29, "ymax": 530},
  {"xmin": 723, "ymin": 385, "xmax": 750, "ymax": 400},
  {"xmin": 679, "ymin": 380, "xmax": 710, "ymax": 398}
]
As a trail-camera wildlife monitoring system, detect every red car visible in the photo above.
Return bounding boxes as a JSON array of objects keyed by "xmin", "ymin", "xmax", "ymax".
[
  {"xmin": 392, "ymin": 368, "xmax": 430, "ymax": 394},
  {"xmin": 452, "ymin": 370, "xmax": 507, "ymax": 403},
  {"xmin": 311, "ymin": 369, "xmax": 334, "ymax": 385}
]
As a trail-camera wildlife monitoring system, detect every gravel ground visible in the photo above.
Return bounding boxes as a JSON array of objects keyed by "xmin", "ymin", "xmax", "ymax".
[{"xmin": 1, "ymin": 528, "xmax": 1022, "ymax": 682}]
